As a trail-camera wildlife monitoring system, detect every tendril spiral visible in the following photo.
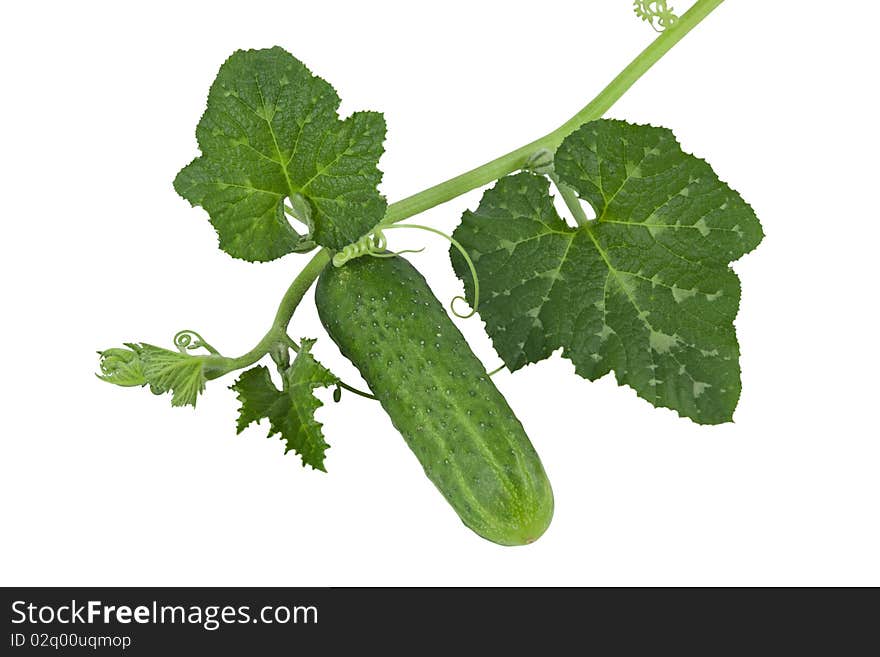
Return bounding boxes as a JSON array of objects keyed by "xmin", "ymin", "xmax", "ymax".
[
  {"xmin": 633, "ymin": 0, "xmax": 678, "ymax": 32},
  {"xmin": 173, "ymin": 330, "xmax": 219, "ymax": 355},
  {"xmin": 332, "ymin": 230, "xmax": 388, "ymax": 267},
  {"xmin": 333, "ymin": 224, "xmax": 481, "ymax": 319},
  {"xmin": 384, "ymin": 224, "xmax": 481, "ymax": 320}
]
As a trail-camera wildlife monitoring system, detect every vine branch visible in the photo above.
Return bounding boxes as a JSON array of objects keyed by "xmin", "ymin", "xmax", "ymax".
[
  {"xmin": 210, "ymin": 0, "xmax": 725, "ymax": 376},
  {"xmin": 383, "ymin": 0, "xmax": 724, "ymax": 225}
]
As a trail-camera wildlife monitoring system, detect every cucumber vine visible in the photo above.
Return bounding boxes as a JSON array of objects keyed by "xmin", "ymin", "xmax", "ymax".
[{"xmin": 99, "ymin": 0, "xmax": 760, "ymax": 479}]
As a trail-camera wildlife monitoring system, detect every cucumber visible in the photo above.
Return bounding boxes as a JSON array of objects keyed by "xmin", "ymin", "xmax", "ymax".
[{"xmin": 315, "ymin": 255, "xmax": 554, "ymax": 545}]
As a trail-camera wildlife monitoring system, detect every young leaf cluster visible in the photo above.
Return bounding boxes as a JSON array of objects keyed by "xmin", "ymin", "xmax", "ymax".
[{"xmin": 98, "ymin": 343, "xmax": 208, "ymax": 407}]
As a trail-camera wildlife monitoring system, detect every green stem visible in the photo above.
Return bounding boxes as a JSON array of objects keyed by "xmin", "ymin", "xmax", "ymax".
[
  {"xmin": 282, "ymin": 333, "xmax": 301, "ymax": 352},
  {"xmin": 551, "ymin": 174, "xmax": 591, "ymax": 227},
  {"xmin": 204, "ymin": 250, "xmax": 330, "ymax": 379},
  {"xmin": 208, "ymin": 0, "xmax": 724, "ymax": 377},
  {"xmin": 383, "ymin": 0, "xmax": 724, "ymax": 225},
  {"xmin": 271, "ymin": 250, "xmax": 330, "ymax": 334},
  {"xmin": 337, "ymin": 381, "xmax": 377, "ymax": 400}
]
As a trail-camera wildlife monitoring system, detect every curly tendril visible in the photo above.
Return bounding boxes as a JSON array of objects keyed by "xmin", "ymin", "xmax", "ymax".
[
  {"xmin": 173, "ymin": 330, "xmax": 219, "ymax": 355},
  {"xmin": 383, "ymin": 224, "xmax": 480, "ymax": 320},
  {"xmin": 331, "ymin": 231, "xmax": 388, "ymax": 266},
  {"xmin": 633, "ymin": 0, "xmax": 678, "ymax": 32},
  {"xmin": 331, "ymin": 229, "xmax": 424, "ymax": 267},
  {"xmin": 333, "ymin": 225, "xmax": 480, "ymax": 319}
]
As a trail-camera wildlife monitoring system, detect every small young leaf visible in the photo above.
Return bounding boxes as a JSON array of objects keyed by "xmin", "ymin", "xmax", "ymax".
[
  {"xmin": 230, "ymin": 366, "xmax": 280, "ymax": 433},
  {"xmin": 174, "ymin": 47, "xmax": 386, "ymax": 261},
  {"xmin": 231, "ymin": 339, "xmax": 338, "ymax": 471},
  {"xmin": 451, "ymin": 120, "xmax": 763, "ymax": 424},
  {"xmin": 97, "ymin": 348, "xmax": 146, "ymax": 387},
  {"xmin": 97, "ymin": 344, "xmax": 208, "ymax": 407}
]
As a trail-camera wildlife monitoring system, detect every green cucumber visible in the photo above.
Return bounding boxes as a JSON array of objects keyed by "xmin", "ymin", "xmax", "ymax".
[{"xmin": 315, "ymin": 255, "xmax": 554, "ymax": 545}]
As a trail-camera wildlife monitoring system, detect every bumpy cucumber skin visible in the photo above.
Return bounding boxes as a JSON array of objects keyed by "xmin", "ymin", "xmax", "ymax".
[{"xmin": 315, "ymin": 255, "xmax": 553, "ymax": 545}]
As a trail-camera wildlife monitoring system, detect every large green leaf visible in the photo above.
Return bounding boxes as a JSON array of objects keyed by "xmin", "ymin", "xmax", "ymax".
[
  {"xmin": 451, "ymin": 120, "xmax": 763, "ymax": 424},
  {"xmin": 174, "ymin": 47, "xmax": 386, "ymax": 261}
]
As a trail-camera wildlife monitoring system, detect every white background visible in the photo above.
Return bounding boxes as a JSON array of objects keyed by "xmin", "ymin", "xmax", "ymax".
[{"xmin": 2, "ymin": 1, "xmax": 878, "ymax": 586}]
